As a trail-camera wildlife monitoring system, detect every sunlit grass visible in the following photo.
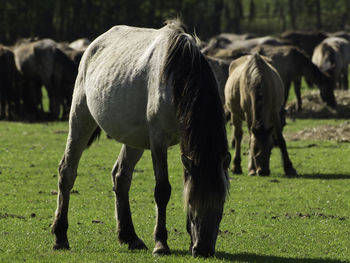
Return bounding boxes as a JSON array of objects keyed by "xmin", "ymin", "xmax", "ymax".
[{"xmin": 0, "ymin": 118, "xmax": 350, "ymax": 262}]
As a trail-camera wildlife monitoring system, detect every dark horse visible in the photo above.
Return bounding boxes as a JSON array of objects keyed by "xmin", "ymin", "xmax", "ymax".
[
  {"xmin": 0, "ymin": 45, "xmax": 19, "ymax": 120},
  {"xmin": 280, "ymin": 30, "xmax": 328, "ymax": 58},
  {"xmin": 14, "ymin": 39, "xmax": 77, "ymax": 120},
  {"xmin": 252, "ymin": 44, "xmax": 336, "ymax": 111},
  {"xmin": 51, "ymin": 20, "xmax": 231, "ymax": 257}
]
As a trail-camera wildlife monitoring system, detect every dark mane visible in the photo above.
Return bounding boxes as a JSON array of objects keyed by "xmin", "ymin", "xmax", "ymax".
[{"xmin": 162, "ymin": 20, "xmax": 229, "ymax": 208}]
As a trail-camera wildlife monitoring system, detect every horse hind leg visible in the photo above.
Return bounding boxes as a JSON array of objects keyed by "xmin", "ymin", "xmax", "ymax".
[
  {"xmin": 51, "ymin": 96, "xmax": 99, "ymax": 250},
  {"xmin": 231, "ymin": 115, "xmax": 243, "ymax": 174},
  {"xmin": 274, "ymin": 119, "xmax": 297, "ymax": 176},
  {"xmin": 293, "ymin": 78, "xmax": 302, "ymax": 111},
  {"xmin": 112, "ymin": 145, "xmax": 147, "ymax": 250}
]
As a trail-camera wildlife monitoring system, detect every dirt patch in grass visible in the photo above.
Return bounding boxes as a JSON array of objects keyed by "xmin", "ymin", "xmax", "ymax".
[
  {"xmin": 286, "ymin": 90, "xmax": 350, "ymax": 119},
  {"xmin": 285, "ymin": 90, "xmax": 350, "ymax": 141},
  {"xmin": 284, "ymin": 123, "xmax": 350, "ymax": 142}
]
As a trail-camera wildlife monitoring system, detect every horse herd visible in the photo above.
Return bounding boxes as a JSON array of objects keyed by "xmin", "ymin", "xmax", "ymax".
[
  {"xmin": 0, "ymin": 37, "xmax": 90, "ymax": 121},
  {"xmin": 2, "ymin": 20, "xmax": 350, "ymax": 257}
]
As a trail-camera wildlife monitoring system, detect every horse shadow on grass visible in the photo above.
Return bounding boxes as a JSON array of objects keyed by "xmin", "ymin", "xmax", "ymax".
[
  {"xmin": 288, "ymin": 173, "xmax": 350, "ymax": 180},
  {"xmin": 214, "ymin": 252, "xmax": 347, "ymax": 263},
  {"xmin": 171, "ymin": 250, "xmax": 346, "ymax": 262}
]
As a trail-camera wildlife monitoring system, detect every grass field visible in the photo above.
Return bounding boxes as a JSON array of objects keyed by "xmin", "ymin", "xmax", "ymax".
[{"xmin": 1, "ymin": 87, "xmax": 350, "ymax": 262}]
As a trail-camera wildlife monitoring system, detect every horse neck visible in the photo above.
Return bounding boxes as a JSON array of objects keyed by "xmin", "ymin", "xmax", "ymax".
[{"xmin": 298, "ymin": 51, "xmax": 326, "ymax": 86}]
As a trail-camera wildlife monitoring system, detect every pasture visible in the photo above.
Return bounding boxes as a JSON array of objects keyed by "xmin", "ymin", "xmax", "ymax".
[{"xmin": 1, "ymin": 102, "xmax": 350, "ymax": 262}]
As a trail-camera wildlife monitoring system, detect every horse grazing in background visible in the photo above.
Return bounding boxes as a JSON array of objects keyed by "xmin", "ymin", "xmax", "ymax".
[
  {"xmin": 202, "ymin": 36, "xmax": 282, "ymax": 57},
  {"xmin": 201, "ymin": 32, "xmax": 255, "ymax": 55},
  {"xmin": 280, "ymin": 30, "xmax": 328, "ymax": 58},
  {"xmin": 0, "ymin": 45, "xmax": 19, "ymax": 120},
  {"xmin": 312, "ymin": 37, "xmax": 350, "ymax": 90},
  {"xmin": 14, "ymin": 39, "xmax": 77, "ymax": 120},
  {"xmin": 225, "ymin": 53, "xmax": 297, "ymax": 176},
  {"xmin": 206, "ymin": 56, "xmax": 231, "ymax": 103},
  {"xmin": 252, "ymin": 44, "xmax": 336, "ymax": 111},
  {"xmin": 51, "ymin": 20, "xmax": 231, "ymax": 258}
]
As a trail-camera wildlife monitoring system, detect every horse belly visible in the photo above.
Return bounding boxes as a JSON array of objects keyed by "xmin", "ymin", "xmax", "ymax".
[{"xmin": 86, "ymin": 82, "xmax": 151, "ymax": 149}]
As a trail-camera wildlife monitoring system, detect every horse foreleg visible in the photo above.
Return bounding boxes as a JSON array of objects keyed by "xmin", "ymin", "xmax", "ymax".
[
  {"xmin": 51, "ymin": 96, "xmax": 98, "ymax": 249},
  {"xmin": 283, "ymin": 80, "xmax": 291, "ymax": 108},
  {"xmin": 232, "ymin": 116, "xmax": 243, "ymax": 174},
  {"xmin": 150, "ymin": 144, "xmax": 171, "ymax": 255},
  {"xmin": 45, "ymin": 84, "xmax": 60, "ymax": 120},
  {"xmin": 293, "ymin": 78, "xmax": 302, "ymax": 111},
  {"xmin": 341, "ymin": 66, "xmax": 349, "ymax": 90},
  {"xmin": 111, "ymin": 145, "xmax": 146, "ymax": 250}
]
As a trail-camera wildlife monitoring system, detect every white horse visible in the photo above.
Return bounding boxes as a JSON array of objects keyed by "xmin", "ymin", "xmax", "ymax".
[
  {"xmin": 312, "ymin": 37, "xmax": 350, "ymax": 90},
  {"xmin": 51, "ymin": 20, "xmax": 231, "ymax": 258}
]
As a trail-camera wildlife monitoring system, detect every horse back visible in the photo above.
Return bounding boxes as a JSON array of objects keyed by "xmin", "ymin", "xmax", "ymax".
[
  {"xmin": 75, "ymin": 25, "xmax": 178, "ymax": 149},
  {"xmin": 226, "ymin": 54, "xmax": 284, "ymax": 128}
]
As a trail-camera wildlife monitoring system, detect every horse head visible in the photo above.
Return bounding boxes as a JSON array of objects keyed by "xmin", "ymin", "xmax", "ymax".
[
  {"xmin": 182, "ymin": 153, "xmax": 230, "ymax": 257},
  {"xmin": 250, "ymin": 125, "xmax": 273, "ymax": 176}
]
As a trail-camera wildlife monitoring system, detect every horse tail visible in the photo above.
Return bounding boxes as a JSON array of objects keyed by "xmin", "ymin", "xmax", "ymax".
[
  {"xmin": 87, "ymin": 127, "xmax": 101, "ymax": 147},
  {"xmin": 247, "ymin": 53, "xmax": 265, "ymax": 136}
]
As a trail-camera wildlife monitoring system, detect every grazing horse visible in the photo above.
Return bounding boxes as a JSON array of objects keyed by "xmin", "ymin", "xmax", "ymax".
[
  {"xmin": 252, "ymin": 44, "xmax": 336, "ymax": 110},
  {"xmin": 201, "ymin": 32, "xmax": 255, "ymax": 55},
  {"xmin": 14, "ymin": 39, "xmax": 77, "ymax": 120},
  {"xmin": 51, "ymin": 20, "xmax": 231, "ymax": 258},
  {"xmin": 0, "ymin": 45, "xmax": 19, "ymax": 120},
  {"xmin": 206, "ymin": 56, "xmax": 231, "ymax": 103},
  {"xmin": 280, "ymin": 30, "xmax": 327, "ymax": 58},
  {"xmin": 312, "ymin": 37, "xmax": 350, "ymax": 90},
  {"xmin": 225, "ymin": 53, "xmax": 296, "ymax": 176},
  {"xmin": 202, "ymin": 36, "xmax": 282, "ymax": 57}
]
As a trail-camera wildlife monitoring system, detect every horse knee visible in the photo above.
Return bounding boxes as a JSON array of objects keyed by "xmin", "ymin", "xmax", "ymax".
[
  {"xmin": 57, "ymin": 158, "xmax": 76, "ymax": 192},
  {"xmin": 154, "ymin": 181, "xmax": 171, "ymax": 207}
]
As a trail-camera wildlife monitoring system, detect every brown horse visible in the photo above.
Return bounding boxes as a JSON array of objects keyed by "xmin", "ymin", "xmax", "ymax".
[
  {"xmin": 0, "ymin": 45, "xmax": 19, "ymax": 120},
  {"xmin": 280, "ymin": 30, "xmax": 327, "ymax": 58},
  {"xmin": 312, "ymin": 37, "xmax": 350, "ymax": 90},
  {"xmin": 202, "ymin": 36, "xmax": 282, "ymax": 57},
  {"xmin": 225, "ymin": 53, "xmax": 297, "ymax": 176},
  {"xmin": 201, "ymin": 32, "xmax": 255, "ymax": 55},
  {"xmin": 252, "ymin": 44, "xmax": 336, "ymax": 110},
  {"xmin": 14, "ymin": 38, "xmax": 77, "ymax": 120},
  {"xmin": 206, "ymin": 56, "xmax": 231, "ymax": 103}
]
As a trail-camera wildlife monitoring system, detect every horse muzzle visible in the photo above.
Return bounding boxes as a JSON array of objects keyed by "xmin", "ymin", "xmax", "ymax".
[{"xmin": 192, "ymin": 245, "xmax": 215, "ymax": 258}]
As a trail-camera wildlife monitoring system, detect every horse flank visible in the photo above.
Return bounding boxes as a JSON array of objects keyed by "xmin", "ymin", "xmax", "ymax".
[{"xmin": 162, "ymin": 21, "xmax": 229, "ymax": 209}]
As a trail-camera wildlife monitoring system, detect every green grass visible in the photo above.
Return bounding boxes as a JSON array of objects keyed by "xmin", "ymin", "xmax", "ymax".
[{"xmin": 1, "ymin": 117, "xmax": 350, "ymax": 263}]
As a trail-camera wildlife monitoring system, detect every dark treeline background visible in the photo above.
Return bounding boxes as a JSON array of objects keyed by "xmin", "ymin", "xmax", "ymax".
[{"xmin": 0, "ymin": 0, "xmax": 349, "ymax": 45}]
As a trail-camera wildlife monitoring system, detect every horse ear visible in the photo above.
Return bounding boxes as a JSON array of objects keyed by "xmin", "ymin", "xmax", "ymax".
[
  {"xmin": 223, "ymin": 152, "xmax": 231, "ymax": 170},
  {"xmin": 181, "ymin": 154, "xmax": 193, "ymax": 172}
]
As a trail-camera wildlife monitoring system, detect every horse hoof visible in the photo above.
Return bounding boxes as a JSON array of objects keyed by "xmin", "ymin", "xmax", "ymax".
[
  {"xmin": 128, "ymin": 238, "xmax": 148, "ymax": 250},
  {"xmin": 248, "ymin": 170, "xmax": 256, "ymax": 176},
  {"xmin": 285, "ymin": 167, "xmax": 298, "ymax": 177},
  {"xmin": 53, "ymin": 241, "xmax": 70, "ymax": 250},
  {"xmin": 153, "ymin": 243, "xmax": 170, "ymax": 256},
  {"xmin": 231, "ymin": 166, "xmax": 242, "ymax": 174},
  {"xmin": 257, "ymin": 169, "xmax": 270, "ymax": 176}
]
